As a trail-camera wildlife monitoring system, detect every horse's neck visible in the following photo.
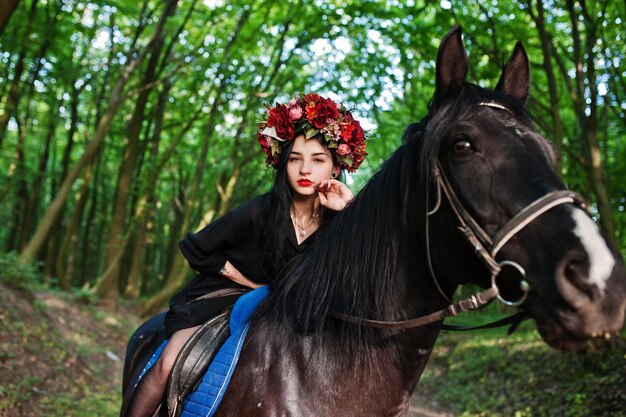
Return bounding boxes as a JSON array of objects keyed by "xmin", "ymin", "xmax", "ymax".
[{"xmin": 225, "ymin": 316, "xmax": 442, "ymax": 416}]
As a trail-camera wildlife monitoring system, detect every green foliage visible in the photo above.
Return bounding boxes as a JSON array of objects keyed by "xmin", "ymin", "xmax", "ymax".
[
  {"xmin": 417, "ymin": 316, "xmax": 626, "ymax": 417},
  {"xmin": 38, "ymin": 391, "xmax": 121, "ymax": 417},
  {"xmin": 0, "ymin": 252, "xmax": 42, "ymax": 290},
  {"xmin": 0, "ymin": 0, "xmax": 624, "ymax": 303}
]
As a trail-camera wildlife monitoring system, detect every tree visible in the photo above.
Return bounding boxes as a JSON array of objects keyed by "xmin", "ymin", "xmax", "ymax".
[{"xmin": 19, "ymin": 0, "xmax": 178, "ymax": 264}]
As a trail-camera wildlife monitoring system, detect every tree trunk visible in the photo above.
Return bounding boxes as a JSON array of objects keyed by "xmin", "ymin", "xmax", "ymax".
[
  {"xmin": 4, "ymin": 29, "xmax": 50, "ymax": 250},
  {"xmin": 0, "ymin": 0, "xmax": 20, "ymax": 37},
  {"xmin": 0, "ymin": 0, "xmax": 52, "ymax": 207},
  {"xmin": 56, "ymin": 163, "xmax": 93, "ymax": 289},
  {"xmin": 531, "ymin": 0, "xmax": 565, "ymax": 174},
  {"xmin": 94, "ymin": 25, "xmax": 172, "ymax": 302},
  {"xmin": 124, "ymin": 77, "xmax": 172, "ymax": 298},
  {"xmin": 93, "ymin": 1, "xmax": 179, "ymax": 303},
  {"xmin": 0, "ymin": 0, "xmax": 38, "ymax": 149},
  {"xmin": 77, "ymin": 154, "xmax": 103, "ymax": 288},
  {"xmin": 73, "ymin": 15, "xmax": 117, "ymax": 286},
  {"xmin": 19, "ymin": 98, "xmax": 58, "ymax": 250},
  {"xmin": 565, "ymin": 0, "xmax": 617, "ymax": 246},
  {"xmin": 19, "ymin": 1, "xmax": 173, "ymax": 265},
  {"xmin": 4, "ymin": 119, "xmax": 27, "ymax": 251}
]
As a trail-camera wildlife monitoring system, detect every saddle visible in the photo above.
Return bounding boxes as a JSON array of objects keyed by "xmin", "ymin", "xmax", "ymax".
[
  {"xmin": 121, "ymin": 288, "xmax": 262, "ymax": 417},
  {"xmin": 164, "ymin": 309, "xmax": 232, "ymax": 417}
]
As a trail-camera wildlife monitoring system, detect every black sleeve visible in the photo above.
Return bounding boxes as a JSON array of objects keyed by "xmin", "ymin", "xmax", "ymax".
[{"xmin": 178, "ymin": 195, "xmax": 265, "ymax": 273}]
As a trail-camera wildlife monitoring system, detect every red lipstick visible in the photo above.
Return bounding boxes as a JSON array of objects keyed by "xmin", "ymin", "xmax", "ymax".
[{"xmin": 297, "ymin": 179, "xmax": 314, "ymax": 187}]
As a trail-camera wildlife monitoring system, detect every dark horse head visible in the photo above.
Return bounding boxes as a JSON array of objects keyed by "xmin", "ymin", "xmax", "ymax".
[
  {"xmin": 413, "ymin": 27, "xmax": 626, "ymax": 350},
  {"xmin": 267, "ymin": 27, "xmax": 626, "ymax": 355}
]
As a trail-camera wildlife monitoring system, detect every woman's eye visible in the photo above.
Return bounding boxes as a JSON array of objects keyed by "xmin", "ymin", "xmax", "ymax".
[{"xmin": 452, "ymin": 138, "xmax": 474, "ymax": 155}]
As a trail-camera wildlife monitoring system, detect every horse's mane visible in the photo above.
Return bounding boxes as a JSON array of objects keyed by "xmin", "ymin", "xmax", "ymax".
[{"xmin": 257, "ymin": 83, "xmax": 532, "ymax": 362}]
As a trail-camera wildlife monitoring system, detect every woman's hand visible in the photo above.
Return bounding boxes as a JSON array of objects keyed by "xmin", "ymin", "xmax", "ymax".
[
  {"xmin": 316, "ymin": 179, "xmax": 354, "ymax": 211},
  {"xmin": 220, "ymin": 260, "xmax": 262, "ymax": 289}
]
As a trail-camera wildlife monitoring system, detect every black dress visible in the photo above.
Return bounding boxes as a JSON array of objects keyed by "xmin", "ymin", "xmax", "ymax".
[{"xmin": 164, "ymin": 193, "xmax": 316, "ymax": 335}]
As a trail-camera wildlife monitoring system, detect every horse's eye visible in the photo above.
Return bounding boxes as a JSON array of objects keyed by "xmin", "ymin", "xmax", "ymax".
[{"xmin": 452, "ymin": 138, "xmax": 474, "ymax": 155}]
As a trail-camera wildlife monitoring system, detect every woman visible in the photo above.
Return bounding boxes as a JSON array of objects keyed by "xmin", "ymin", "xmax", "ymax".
[{"xmin": 127, "ymin": 93, "xmax": 367, "ymax": 417}]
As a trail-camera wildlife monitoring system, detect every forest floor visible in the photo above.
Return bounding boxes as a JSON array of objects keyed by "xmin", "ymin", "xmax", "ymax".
[
  {"xmin": 0, "ymin": 283, "xmax": 140, "ymax": 417},
  {"xmin": 1, "ymin": 282, "xmax": 625, "ymax": 417}
]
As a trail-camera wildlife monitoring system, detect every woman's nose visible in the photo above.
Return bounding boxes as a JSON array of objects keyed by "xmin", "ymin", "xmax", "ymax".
[{"xmin": 300, "ymin": 160, "xmax": 312, "ymax": 174}]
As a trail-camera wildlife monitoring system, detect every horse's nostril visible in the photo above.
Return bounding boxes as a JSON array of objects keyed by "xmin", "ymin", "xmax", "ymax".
[{"xmin": 557, "ymin": 254, "xmax": 597, "ymax": 306}]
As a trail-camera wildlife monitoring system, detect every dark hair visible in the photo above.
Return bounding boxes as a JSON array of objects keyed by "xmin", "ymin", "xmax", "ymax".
[{"xmin": 260, "ymin": 134, "xmax": 341, "ymax": 280}]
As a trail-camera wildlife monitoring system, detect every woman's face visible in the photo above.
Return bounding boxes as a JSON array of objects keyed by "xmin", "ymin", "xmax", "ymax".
[{"xmin": 287, "ymin": 135, "xmax": 339, "ymax": 199}]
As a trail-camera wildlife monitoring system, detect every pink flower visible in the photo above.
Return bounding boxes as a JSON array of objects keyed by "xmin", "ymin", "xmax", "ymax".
[
  {"xmin": 289, "ymin": 105, "xmax": 303, "ymax": 120},
  {"xmin": 337, "ymin": 143, "xmax": 351, "ymax": 156}
]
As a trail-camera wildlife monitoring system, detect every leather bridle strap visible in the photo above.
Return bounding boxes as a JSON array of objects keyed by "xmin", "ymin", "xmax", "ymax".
[
  {"xmin": 440, "ymin": 311, "xmax": 527, "ymax": 333},
  {"xmin": 434, "ymin": 162, "xmax": 585, "ymax": 275},
  {"xmin": 334, "ymin": 286, "xmax": 498, "ymax": 330},
  {"xmin": 490, "ymin": 190, "xmax": 585, "ymax": 256},
  {"xmin": 334, "ymin": 167, "xmax": 585, "ymax": 331}
]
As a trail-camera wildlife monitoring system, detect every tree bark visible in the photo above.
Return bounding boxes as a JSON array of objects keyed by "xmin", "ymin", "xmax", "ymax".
[
  {"xmin": 77, "ymin": 154, "xmax": 104, "ymax": 287},
  {"xmin": 4, "ymin": 25, "xmax": 52, "ymax": 250}
]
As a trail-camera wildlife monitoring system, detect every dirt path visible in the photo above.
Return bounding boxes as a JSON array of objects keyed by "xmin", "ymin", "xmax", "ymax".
[
  {"xmin": 409, "ymin": 392, "xmax": 455, "ymax": 417},
  {"xmin": 409, "ymin": 405, "xmax": 455, "ymax": 417}
]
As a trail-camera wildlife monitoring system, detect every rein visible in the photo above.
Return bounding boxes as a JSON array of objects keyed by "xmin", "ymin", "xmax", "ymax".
[{"xmin": 336, "ymin": 102, "xmax": 586, "ymax": 332}]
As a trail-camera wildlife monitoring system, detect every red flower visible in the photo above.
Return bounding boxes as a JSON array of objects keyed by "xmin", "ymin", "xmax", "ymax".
[
  {"xmin": 267, "ymin": 103, "xmax": 295, "ymax": 139},
  {"xmin": 341, "ymin": 123, "xmax": 355, "ymax": 141},
  {"xmin": 259, "ymin": 94, "xmax": 368, "ymax": 171},
  {"xmin": 258, "ymin": 132, "xmax": 270, "ymax": 154},
  {"xmin": 303, "ymin": 95, "xmax": 339, "ymax": 129}
]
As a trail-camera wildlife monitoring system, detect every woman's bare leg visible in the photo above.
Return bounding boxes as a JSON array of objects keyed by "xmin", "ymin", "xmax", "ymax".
[{"xmin": 127, "ymin": 325, "xmax": 200, "ymax": 417}]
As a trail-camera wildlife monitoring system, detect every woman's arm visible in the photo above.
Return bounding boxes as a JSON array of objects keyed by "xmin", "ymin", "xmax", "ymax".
[
  {"xmin": 316, "ymin": 179, "xmax": 354, "ymax": 211},
  {"xmin": 219, "ymin": 260, "xmax": 262, "ymax": 289}
]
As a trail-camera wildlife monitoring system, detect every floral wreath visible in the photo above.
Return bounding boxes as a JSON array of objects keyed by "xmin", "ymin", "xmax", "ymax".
[{"xmin": 257, "ymin": 93, "xmax": 367, "ymax": 172}]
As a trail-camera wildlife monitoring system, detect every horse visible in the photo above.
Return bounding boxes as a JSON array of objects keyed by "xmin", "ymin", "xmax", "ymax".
[{"xmin": 122, "ymin": 27, "xmax": 626, "ymax": 417}]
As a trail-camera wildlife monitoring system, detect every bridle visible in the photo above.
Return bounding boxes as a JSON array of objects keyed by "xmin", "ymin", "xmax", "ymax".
[{"xmin": 336, "ymin": 102, "xmax": 586, "ymax": 331}]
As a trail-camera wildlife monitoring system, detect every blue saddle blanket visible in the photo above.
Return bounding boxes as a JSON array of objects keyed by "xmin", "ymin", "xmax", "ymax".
[
  {"xmin": 136, "ymin": 286, "xmax": 269, "ymax": 415},
  {"xmin": 179, "ymin": 286, "xmax": 269, "ymax": 417}
]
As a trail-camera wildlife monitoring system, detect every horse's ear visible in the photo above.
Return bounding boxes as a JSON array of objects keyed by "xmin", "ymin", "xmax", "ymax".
[
  {"xmin": 433, "ymin": 26, "xmax": 469, "ymax": 107},
  {"xmin": 495, "ymin": 42, "xmax": 530, "ymax": 103}
]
